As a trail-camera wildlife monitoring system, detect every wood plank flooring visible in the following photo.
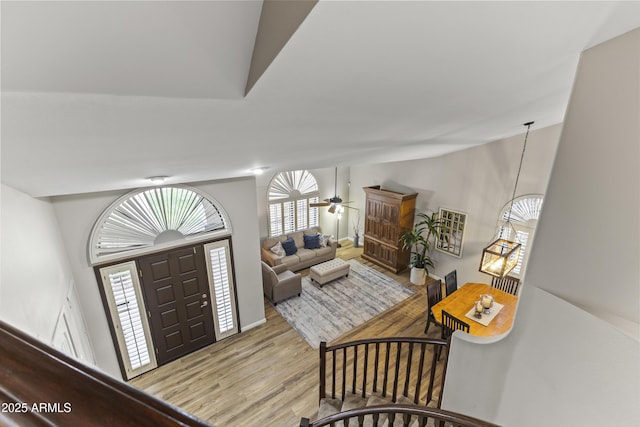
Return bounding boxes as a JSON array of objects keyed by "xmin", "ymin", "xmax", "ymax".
[{"xmin": 130, "ymin": 241, "xmax": 441, "ymax": 427}]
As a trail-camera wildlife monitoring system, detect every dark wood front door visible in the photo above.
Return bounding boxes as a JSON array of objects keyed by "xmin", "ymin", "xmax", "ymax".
[{"xmin": 138, "ymin": 245, "xmax": 215, "ymax": 365}]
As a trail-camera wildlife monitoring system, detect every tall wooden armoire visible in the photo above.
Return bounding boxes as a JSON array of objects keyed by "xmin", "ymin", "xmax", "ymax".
[{"xmin": 361, "ymin": 186, "xmax": 418, "ymax": 273}]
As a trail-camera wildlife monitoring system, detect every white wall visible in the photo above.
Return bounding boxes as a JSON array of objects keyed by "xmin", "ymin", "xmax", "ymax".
[
  {"xmin": 0, "ymin": 184, "xmax": 90, "ymax": 352},
  {"xmin": 526, "ymin": 27, "xmax": 640, "ymax": 327},
  {"xmin": 51, "ymin": 176, "xmax": 265, "ymax": 379},
  {"xmin": 444, "ymin": 286, "xmax": 640, "ymax": 425},
  {"xmin": 442, "ymin": 28, "xmax": 640, "ymax": 426},
  {"xmin": 347, "ymin": 124, "xmax": 560, "ymax": 283}
]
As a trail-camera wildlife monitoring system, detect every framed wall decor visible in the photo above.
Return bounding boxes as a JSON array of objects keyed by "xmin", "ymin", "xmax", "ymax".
[{"xmin": 436, "ymin": 208, "xmax": 467, "ymax": 258}]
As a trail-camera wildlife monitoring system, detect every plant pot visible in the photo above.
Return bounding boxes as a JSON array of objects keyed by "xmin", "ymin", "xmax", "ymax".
[{"xmin": 410, "ymin": 267, "xmax": 426, "ymax": 285}]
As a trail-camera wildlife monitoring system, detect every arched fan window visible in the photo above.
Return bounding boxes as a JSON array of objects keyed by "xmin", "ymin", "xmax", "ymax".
[
  {"xmin": 90, "ymin": 185, "xmax": 231, "ymax": 264},
  {"xmin": 268, "ymin": 170, "xmax": 319, "ymax": 236},
  {"xmin": 497, "ymin": 194, "xmax": 544, "ymax": 277}
]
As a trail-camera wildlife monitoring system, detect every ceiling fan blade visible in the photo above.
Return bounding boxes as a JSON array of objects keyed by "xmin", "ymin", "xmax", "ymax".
[{"xmin": 310, "ymin": 202, "xmax": 330, "ymax": 207}]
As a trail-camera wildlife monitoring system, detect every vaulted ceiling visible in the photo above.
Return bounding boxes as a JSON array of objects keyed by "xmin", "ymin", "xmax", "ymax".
[{"xmin": 2, "ymin": 1, "xmax": 640, "ymax": 197}]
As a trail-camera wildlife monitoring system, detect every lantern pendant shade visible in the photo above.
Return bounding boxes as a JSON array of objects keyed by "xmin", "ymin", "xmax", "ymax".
[
  {"xmin": 479, "ymin": 121, "xmax": 534, "ymax": 278},
  {"xmin": 479, "ymin": 238, "xmax": 522, "ymax": 278}
]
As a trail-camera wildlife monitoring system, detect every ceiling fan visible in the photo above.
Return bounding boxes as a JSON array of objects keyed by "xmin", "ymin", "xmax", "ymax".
[{"xmin": 310, "ymin": 167, "xmax": 354, "ymax": 214}]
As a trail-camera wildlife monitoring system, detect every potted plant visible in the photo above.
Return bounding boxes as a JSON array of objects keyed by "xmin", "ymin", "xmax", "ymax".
[{"xmin": 399, "ymin": 211, "xmax": 448, "ymax": 285}]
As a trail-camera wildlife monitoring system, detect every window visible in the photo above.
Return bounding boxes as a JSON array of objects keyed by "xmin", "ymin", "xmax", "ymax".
[
  {"xmin": 98, "ymin": 261, "xmax": 157, "ymax": 379},
  {"xmin": 90, "ymin": 185, "xmax": 231, "ymax": 264},
  {"xmin": 267, "ymin": 170, "xmax": 319, "ymax": 236},
  {"xmin": 498, "ymin": 195, "xmax": 544, "ymax": 277},
  {"xmin": 203, "ymin": 240, "xmax": 239, "ymax": 340}
]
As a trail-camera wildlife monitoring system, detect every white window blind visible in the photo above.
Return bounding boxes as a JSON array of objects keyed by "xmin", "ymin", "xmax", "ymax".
[
  {"xmin": 267, "ymin": 170, "xmax": 320, "ymax": 237},
  {"xmin": 309, "ymin": 196, "xmax": 319, "ymax": 228},
  {"xmin": 204, "ymin": 240, "xmax": 239, "ymax": 340},
  {"xmin": 283, "ymin": 201, "xmax": 295, "ymax": 234},
  {"xmin": 269, "ymin": 203, "xmax": 283, "ymax": 236},
  {"xmin": 511, "ymin": 230, "xmax": 529, "ymax": 275},
  {"xmin": 99, "ymin": 261, "xmax": 157, "ymax": 379},
  {"xmin": 498, "ymin": 195, "xmax": 543, "ymax": 278},
  {"xmin": 296, "ymin": 199, "xmax": 308, "ymax": 230},
  {"xmin": 90, "ymin": 185, "xmax": 231, "ymax": 264}
]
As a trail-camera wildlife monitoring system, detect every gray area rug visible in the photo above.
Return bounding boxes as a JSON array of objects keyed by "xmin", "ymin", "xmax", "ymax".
[{"xmin": 274, "ymin": 259, "xmax": 415, "ymax": 349}]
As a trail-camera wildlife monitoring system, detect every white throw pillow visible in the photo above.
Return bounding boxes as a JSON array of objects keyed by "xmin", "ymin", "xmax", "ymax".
[
  {"xmin": 320, "ymin": 234, "xmax": 332, "ymax": 247},
  {"xmin": 270, "ymin": 241, "xmax": 285, "ymax": 257}
]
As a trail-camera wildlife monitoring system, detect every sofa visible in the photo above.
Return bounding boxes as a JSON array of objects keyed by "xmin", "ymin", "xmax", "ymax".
[
  {"xmin": 260, "ymin": 262, "xmax": 302, "ymax": 305},
  {"xmin": 260, "ymin": 227, "xmax": 336, "ymax": 272}
]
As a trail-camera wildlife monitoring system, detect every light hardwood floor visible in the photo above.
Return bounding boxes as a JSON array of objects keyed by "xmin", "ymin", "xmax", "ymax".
[{"xmin": 130, "ymin": 241, "xmax": 440, "ymax": 427}]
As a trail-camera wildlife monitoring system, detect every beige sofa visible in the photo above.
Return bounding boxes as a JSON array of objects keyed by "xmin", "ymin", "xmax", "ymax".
[{"xmin": 260, "ymin": 227, "xmax": 336, "ymax": 272}]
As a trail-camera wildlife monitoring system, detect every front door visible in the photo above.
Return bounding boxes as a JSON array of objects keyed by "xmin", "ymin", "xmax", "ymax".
[{"xmin": 138, "ymin": 245, "xmax": 215, "ymax": 365}]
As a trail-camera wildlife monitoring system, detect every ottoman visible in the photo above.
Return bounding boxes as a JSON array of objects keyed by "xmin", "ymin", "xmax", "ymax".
[{"xmin": 309, "ymin": 258, "xmax": 350, "ymax": 287}]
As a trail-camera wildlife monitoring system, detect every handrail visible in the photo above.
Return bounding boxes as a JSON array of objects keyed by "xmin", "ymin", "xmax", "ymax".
[
  {"xmin": 324, "ymin": 336, "xmax": 448, "ymax": 350},
  {"xmin": 0, "ymin": 320, "xmax": 211, "ymax": 427},
  {"xmin": 319, "ymin": 337, "xmax": 449, "ymax": 407},
  {"xmin": 300, "ymin": 404, "xmax": 501, "ymax": 427}
]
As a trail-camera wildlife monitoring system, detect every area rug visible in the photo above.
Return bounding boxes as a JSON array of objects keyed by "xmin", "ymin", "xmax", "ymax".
[{"xmin": 274, "ymin": 259, "xmax": 415, "ymax": 349}]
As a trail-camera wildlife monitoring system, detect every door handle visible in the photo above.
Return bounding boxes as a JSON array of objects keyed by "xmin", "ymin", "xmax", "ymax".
[{"xmin": 201, "ymin": 300, "xmax": 208, "ymax": 308}]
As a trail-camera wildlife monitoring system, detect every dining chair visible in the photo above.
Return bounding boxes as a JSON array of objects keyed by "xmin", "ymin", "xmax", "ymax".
[
  {"xmin": 442, "ymin": 310, "xmax": 469, "ymax": 339},
  {"xmin": 438, "ymin": 310, "xmax": 470, "ymax": 359},
  {"xmin": 441, "ymin": 310, "xmax": 470, "ymax": 339},
  {"xmin": 491, "ymin": 275, "xmax": 521, "ymax": 296},
  {"xmin": 444, "ymin": 269, "xmax": 458, "ymax": 297},
  {"xmin": 424, "ymin": 279, "xmax": 443, "ymax": 334}
]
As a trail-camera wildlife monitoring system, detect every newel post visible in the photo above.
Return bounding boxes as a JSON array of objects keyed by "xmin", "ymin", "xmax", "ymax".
[{"xmin": 319, "ymin": 341, "xmax": 327, "ymax": 404}]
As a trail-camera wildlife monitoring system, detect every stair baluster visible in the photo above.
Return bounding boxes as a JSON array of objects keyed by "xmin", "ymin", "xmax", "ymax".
[{"xmin": 308, "ymin": 337, "xmax": 500, "ymax": 427}]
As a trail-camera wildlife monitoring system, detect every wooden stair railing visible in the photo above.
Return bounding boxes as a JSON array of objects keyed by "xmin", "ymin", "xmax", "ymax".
[
  {"xmin": 0, "ymin": 320, "xmax": 211, "ymax": 427},
  {"xmin": 300, "ymin": 404, "xmax": 501, "ymax": 427},
  {"xmin": 319, "ymin": 337, "xmax": 449, "ymax": 407}
]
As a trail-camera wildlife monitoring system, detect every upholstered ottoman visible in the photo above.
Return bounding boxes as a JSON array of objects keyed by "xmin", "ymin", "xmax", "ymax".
[{"xmin": 309, "ymin": 258, "xmax": 350, "ymax": 287}]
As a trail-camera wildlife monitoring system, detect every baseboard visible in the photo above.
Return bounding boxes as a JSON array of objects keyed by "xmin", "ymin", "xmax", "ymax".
[
  {"xmin": 346, "ymin": 236, "xmax": 362, "ymax": 246},
  {"xmin": 429, "ymin": 273, "xmax": 444, "ymax": 282},
  {"xmin": 241, "ymin": 318, "xmax": 266, "ymax": 332}
]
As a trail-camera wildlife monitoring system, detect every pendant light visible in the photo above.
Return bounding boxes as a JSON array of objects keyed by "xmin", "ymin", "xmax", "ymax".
[{"xmin": 479, "ymin": 121, "xmax": 534, "ymax": 278}]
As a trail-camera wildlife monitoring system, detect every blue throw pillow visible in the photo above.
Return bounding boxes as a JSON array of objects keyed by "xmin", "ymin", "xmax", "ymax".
[
  {"xmin": 303, "ymin": 234, "xmax": 321, "ymax": 249},
  {"xmin": 281, "ymin": 237, "xmax": 298, "ymax": 256}
]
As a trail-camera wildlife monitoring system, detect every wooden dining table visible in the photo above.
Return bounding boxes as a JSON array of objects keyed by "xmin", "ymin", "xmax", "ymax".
[{"xmin": 431, "ymin": 282, "xmax": 519, "ymax": 337}]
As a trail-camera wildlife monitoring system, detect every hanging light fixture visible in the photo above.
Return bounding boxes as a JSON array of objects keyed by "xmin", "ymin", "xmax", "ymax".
[{"xmin": 479, "ymin": 121, "xmax": 534, "ymax": 278}]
